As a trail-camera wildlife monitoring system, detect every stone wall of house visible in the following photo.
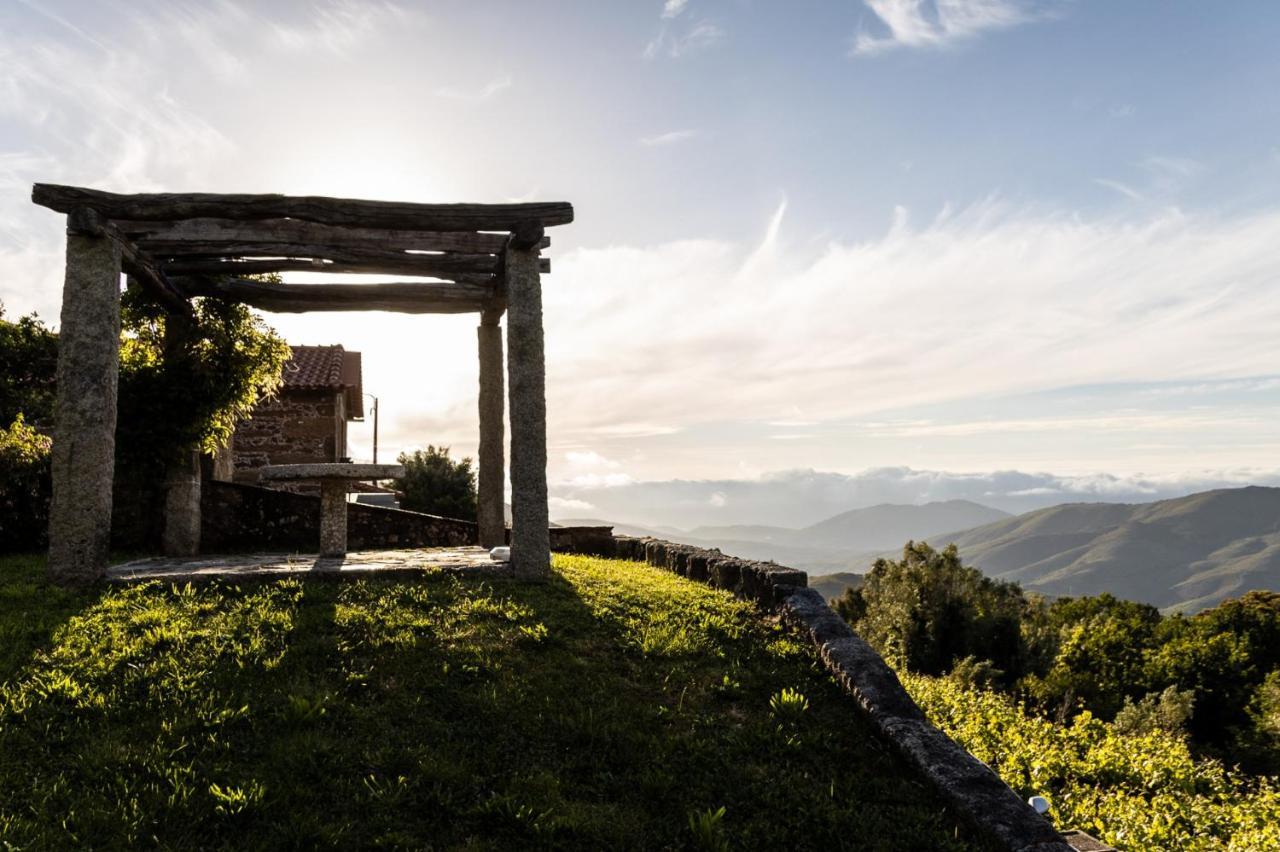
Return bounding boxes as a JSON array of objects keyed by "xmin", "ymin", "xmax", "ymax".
[
  {"xmin": 201, "ymin": 480, "xmax": 476, "ymax": 552},
  {"xmin": 231, "ymin": 388, "xmax": 346, "ymax": 482}
]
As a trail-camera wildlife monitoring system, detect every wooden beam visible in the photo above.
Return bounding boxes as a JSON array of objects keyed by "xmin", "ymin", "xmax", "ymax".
[
  {"xmin": 65, "ymin": 208, "xmax": 191, "ymax": 315},
  {"xmin": 180, "ymin": 278, "xmax": 495, "ymax": 314},
  {"xmin": 34, "ymin": 183, "xmax": 574, "ymax": 232},
  {"xmin": 160, "ymin": 255, "xmax": 547, "ymax": 278},
  {"xmin": 161, "ymin": 245, "xmax": 499, "ymax": 271},
  {"xmin": 119, "ymin": 217, "xmax": 549, "ymax": 254},
  {"xmin": 509, "ymin": 222, "xmax": 545, "ymax": 251}
]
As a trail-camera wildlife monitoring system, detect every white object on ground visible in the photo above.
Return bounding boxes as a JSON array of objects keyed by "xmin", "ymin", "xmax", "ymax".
[
  {"xmin": 1028, "ymin": 796, "xmax": 1050, "ymax": 814},
  {"xmin": 489, "ymin": 546, "xmax": 511, "ymax": 562}
]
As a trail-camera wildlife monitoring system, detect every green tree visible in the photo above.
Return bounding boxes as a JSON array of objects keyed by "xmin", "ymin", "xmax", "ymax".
[
  {"xmin": 841, "ymin": 541, "xmax": 1028, "ymax": 681},
  {"xmin": 394, "ymin": 446, "xmax": 477, "ymax": 521},
  {"xmin": 0, "ymin": 290, "xmax": 289, "ymax": 550},
  {"xmin": 1022, "ymin": 593, "xmax": 1163, "ymax": 720},
  {"xmin": 0, "ymin": 415, "xmax": 52, "ymax": 551},
  {"xmin": 0, "ymin": 304, "xmax": 58, "ymax": 428}
]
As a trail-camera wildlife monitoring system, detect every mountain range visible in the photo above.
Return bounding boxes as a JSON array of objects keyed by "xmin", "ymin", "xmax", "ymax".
[
  {"xmin": 560, "ymin": 486, "xmax": 1280, "ymax": 613},
  {"xmin": 943, "ymin": 486, "xmax": 1280, "ymax": 613},
  {"xmin": 558, "ymin": 499, "xmax": 1009, "ymax": 574}
]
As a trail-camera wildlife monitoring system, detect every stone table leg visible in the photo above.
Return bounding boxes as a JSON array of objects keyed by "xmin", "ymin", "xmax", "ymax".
[{"xmin": 319, "ymin": 479, "xmax": 348, "ymax": 557}]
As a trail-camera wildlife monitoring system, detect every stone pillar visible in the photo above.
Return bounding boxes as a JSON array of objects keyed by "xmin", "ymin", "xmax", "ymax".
[
  {"xmin": 504, "ymin": 243, "xmax": 551, "ymax": 576},
  {"xmin": 477, "ymin": 310, "xmax": 506, "ymax": 548},
  {"xmin": 162, "ymin": 449, "xmax": 202, "ymax": 556},
  {"xmin": 161, "ymin": 314, "xmax": 200, "ymax": 556},
  {"xmin": 47, "ymin": 231, "xmax": 122, "ymax": 584},
  {"xmin": 319, "ymin": 479, "xmax": 348, "ymax": 557}
]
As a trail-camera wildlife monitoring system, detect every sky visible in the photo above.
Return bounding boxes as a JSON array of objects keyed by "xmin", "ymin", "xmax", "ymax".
[{"xmin": 2, "ymin": 0, "xmax": 1280, "ymax": 525}]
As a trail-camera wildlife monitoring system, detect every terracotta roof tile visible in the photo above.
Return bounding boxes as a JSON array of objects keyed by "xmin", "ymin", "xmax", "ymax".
[
  {"xmin": 281, "ymin": 345, "xmax": 365, "ymax": 422},
  {"xmin": 283, "ymin": 345, "xmax": 346, "ymax": 390}
]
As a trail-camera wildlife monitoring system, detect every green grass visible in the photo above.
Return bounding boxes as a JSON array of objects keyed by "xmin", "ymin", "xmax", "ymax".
[{"xmin": 0, "ymin": 553, "xmax": 988, "ymax": 850}]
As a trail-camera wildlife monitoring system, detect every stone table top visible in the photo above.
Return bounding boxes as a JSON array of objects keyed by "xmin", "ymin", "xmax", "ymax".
[{"xmin": 258, "ymin": 463, "xmax": 404, "ymax": 481}]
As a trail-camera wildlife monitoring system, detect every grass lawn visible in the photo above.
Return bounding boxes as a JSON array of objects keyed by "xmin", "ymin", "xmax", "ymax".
[{"xmin": 0, "ymin": 553, "xmax": 989, "ymax": 850}]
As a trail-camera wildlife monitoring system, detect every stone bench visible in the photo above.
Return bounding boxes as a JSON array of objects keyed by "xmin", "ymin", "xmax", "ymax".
[{"xmin": 258, "ymin": 463, "xmax": 404, "ymax": 557}]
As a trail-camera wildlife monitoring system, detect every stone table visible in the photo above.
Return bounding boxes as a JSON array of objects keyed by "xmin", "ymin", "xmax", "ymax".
[{"xmin": 258, "ymin": 463, "xmax": 404, "ymax": 557}]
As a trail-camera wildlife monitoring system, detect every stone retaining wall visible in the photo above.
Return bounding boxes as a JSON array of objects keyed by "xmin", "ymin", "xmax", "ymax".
[
  {"xmin": 613, "ymin": 535, "xmax": 1075, "ymax": 852},
  {"xmin": 202, "ymin": 480, "xmax": 476, "ymax": 553},
  {"xmin": 547, "ymin": 525, "xmax": 616, "ymax": 556}
]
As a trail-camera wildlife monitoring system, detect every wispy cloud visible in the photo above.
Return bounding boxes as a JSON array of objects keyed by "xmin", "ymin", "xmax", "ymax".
[
  {"xmin": 539, "ymin": 199, "xmax": 1280, "ymax": 476},
  {"xmin": 435, "ymin": 74, "xmax": 513, "ymax": 102},
  {"xmin": 1093, "ymin": 177, "xmax": 1144, "ymax": 201},
  {"xmin": 639, "ymin": 129, "xmax": 700, "ymax": 146},
  {"xmin": 645, "ymin": 20, "xmax": 723, "ymax": 59},
  {"xmin": 852, "ymin": 0, "xmax": 1040, "ymax": 56},
  {"xmin": 662, "ymin": 0, "xmax": 690, "ymax": 19}
]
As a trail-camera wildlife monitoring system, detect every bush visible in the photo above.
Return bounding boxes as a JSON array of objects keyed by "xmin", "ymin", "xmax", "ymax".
[
  {"xmin": 904, "ymin": 671, "xmax": 1280, "ymax": 850},
  {"xmin": 394, "ymin": 446, "xmax": 477, "ymax": 521},
  {"xmin": 0, "ymin": 415, "xmax": 51, "ymax": 552}
]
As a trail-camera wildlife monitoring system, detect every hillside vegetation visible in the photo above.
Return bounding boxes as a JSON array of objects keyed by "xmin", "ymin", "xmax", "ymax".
[
  {"xmin": 835, "ymin": 541, "xmax": 1280, "ymax": 847},
  {"xmin": 943, "ymin": 486, "xmax": 1280, "ymax": 612},
  {"xmin": 0, "ymin": 554, "xmax": 986, "ymax": 851}
]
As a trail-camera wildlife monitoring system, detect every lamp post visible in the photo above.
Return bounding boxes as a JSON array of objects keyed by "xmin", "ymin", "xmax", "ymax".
[{"xmin": 363, "ymin": 393, "xmax": 379, "ymax": 464}]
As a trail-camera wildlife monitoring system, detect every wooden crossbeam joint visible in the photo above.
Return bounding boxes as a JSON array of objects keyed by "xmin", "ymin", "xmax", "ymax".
[
  {"xmin": 66, "ymin": 207, "xmax": 191, "ymax": 316},
  {"xmin": 509, "ymin": 222, "xmax": 545, "ymax": 251}
]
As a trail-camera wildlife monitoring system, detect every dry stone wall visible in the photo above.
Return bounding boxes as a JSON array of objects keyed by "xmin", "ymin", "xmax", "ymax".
[
  {"xmin": 612, "ymin": 535, "xmax": 1075, "ymax": 852},
  {"xmin": 202, "ymin": 480, "xmax": 475, "ymax": 552}
]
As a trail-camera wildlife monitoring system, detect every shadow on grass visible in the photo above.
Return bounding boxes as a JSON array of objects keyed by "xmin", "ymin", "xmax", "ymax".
[
  {"xmin": 0, "ymin": 558, "xmax": 988, "ymax": 850},
  {"xmin": 0, "ymin": 552, "xmax": 98, "ymax": 685}
]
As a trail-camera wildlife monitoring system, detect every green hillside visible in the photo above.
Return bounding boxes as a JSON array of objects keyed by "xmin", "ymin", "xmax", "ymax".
[
  {"xmin": 941, "ymin": 486, "xmax": 1280, "ymax": 612},
  {"xmin": 0, "ymin": 554, "xmax": 987, "ymax": 850}
]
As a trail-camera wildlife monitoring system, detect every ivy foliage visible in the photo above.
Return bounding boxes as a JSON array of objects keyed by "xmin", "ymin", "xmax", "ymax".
[
  {"xmin": 0, "ymin": 291, "xmax": 288, "ymax": 551},
  {"xmin": 116, "ymin": 285, "xmax": 290, "ymax": 472}
]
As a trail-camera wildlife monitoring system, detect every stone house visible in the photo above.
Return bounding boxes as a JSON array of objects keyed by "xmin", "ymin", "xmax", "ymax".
[{"xmin": 231, "ymin": 345, "xmax": 364, "ymax": 485}]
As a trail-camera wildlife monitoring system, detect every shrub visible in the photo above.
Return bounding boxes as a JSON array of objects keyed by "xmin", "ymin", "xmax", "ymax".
[
  {"xmin": 394, "ymin": 446, "xmax": 477, "ymax": 520},
  {"xmin": 0, "ymin": 415, "xmax": 51, "ymax": 552},
  {"xmin": 903, "ymin": 671, "xmax": 1280, "ymax": 850}
]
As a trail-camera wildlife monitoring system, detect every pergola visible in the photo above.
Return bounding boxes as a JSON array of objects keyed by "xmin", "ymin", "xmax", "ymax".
[{"xmin": 31, "ymin": 183, "xmax": 573, "ymax": 584}]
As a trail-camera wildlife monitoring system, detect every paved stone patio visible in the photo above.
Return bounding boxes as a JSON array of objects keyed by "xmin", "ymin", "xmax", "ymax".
[{"xmin": 107, "ymin": 547, "xmax": 510, "ymax": 583}]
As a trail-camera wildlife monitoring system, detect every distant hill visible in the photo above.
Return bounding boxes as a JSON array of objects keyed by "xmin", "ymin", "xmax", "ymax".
[
  {"xmin": 809, "ymin": 572, "xmax": 864, "ymax": 603},
  {"xmin": 800, "ymin": 500, "xmax": 1011, "ymax": 551},
  {"xmin": 939, "ymin": 486, "xmax": 1280, "ymax": 613},
  {"xmin": 558, "ymin": 500, "xmax": 1009, "ymax": 576}
]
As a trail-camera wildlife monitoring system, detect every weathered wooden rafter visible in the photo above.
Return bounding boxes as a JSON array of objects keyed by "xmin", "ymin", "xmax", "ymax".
[
  {"xmin": 160, "ymin": 254, "xmax": 547, "ymax": 278},
  {"xmin": 32, "ymin": 184, "xmax": 567, "ymax": 317},
  {"xmin": 117, "ymin": 217, "xmax": 549, "ymax": 254},
  {"xmin": 33, "ymin": 184, "xmax": 573, "ymax": 232},
  {"xmin": 178, "ymin": 277, "xmax": 495, "ymax": 314}
]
